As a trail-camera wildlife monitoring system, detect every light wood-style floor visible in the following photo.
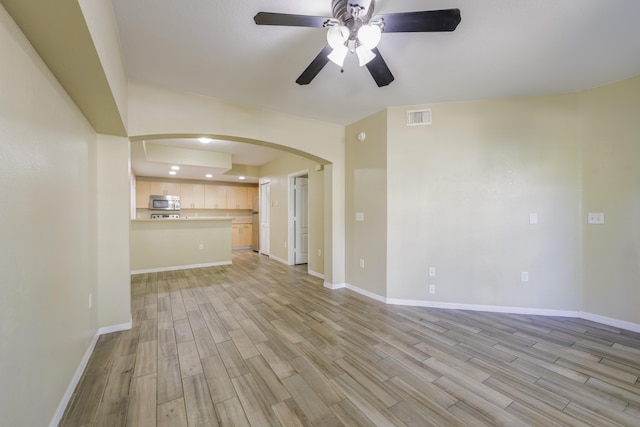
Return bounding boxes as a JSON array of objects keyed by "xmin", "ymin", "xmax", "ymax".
[{"xmin": 61, "ymin": 250, "xmax": 640, "ymax": 426}]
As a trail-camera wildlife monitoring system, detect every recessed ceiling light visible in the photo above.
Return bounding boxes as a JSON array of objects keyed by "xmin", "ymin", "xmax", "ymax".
[
  {"xmin": 171, "ymin": 165, "xmax": 180, "ymax": 170},
  {"xmin": 169, "ymin": 171, "xmax": 177, "ymax": 175},
  {"xmin": 198, "ymin": 137, "xmax": 212, "ymax": 143},
  {"xmin": 205, "ymin": 174, "xmax": 213, "ymax": 178},
  {"xmin": 238, "ymin": 176, "xmax": 246, "ymax": 180}
]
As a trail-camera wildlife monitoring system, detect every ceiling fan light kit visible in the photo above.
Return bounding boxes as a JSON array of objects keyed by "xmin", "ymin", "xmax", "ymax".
[{"xmin": 254, "ymin": 0, "xmax": 461, "ymax": 87}]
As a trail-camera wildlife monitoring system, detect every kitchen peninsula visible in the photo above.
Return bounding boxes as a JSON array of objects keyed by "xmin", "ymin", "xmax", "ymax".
[
  {"xmin": 131, "ymin": 178, "xmax": 259, "ymax": 273},
  {"xmin": 130, "ymin": 217, "xmax": 232, "ymax": 273}
]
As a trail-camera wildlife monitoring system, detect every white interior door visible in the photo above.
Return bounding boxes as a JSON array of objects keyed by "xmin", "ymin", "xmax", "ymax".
[
  {"xmin": 260, "ymin": 182, "xmax": 270, "ymax": 255},
  {"xmin": 294, "ymin": 176, "xmax": 309, "ymax": 264}
]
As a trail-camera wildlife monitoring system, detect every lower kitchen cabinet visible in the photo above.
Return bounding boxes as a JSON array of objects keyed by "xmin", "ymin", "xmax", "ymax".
[{"xmin": 231, "ymin": 224, "xmax": 252, "ymax": 248}]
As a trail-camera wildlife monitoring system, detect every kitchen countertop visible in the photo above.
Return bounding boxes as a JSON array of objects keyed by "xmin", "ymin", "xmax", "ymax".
[{"xmin": 131, "ymin": 217, "xmax": 233, "ymax": 222}]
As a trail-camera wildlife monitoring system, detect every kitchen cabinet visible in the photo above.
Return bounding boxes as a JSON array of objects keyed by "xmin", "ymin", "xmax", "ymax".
[
  {"xmin": 247, "ymin": 187, "xmax": 259, "ymax": 210},
  {"xmin": 232, "ymin": 224, "xmax": 252, "ymax": 247},
  {"xmin": 150, "ymin": 181, "xmax": 180, "ymax": 196},
  {"xmin": 180, "ymin": 184, "xmax": 205, "ymax": 209},
  {"xmin": 204, "ymin": 185, "xmax": 227, "ymax": 209},
  {"xmin": 136, "ymin": 181, "xmax": 151, "ymax": 209},
  {"xmin": 226, "ymin": 186, "xmax": 249, "ymax": 209}
]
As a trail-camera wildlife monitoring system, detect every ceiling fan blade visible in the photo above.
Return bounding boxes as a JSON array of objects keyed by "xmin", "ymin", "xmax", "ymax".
[
  {"xmin": 296, "ymin": 45, "xmax": 333, "ymax": 85},
  {"xmin": 254, "ymin": 12, "xmax": 330, "ymax": 28},
  {"xmin": 375, "ymin": 9, "xmax": 461, "ymax": 33},
  {"xmin": 365, "ymin": 48, "xmax": 394, "ymax": 87}
]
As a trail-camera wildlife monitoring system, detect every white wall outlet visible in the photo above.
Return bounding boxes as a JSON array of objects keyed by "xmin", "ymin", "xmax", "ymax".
[
  {"xmin": 318, "ymin": 249, "xmax": 322, "ymax": 257},
  {"xmin": 355, "ymin": 212, "xmax": 365, "ymax": 221},
  {"xmin": 429, "ymin": 267, "xmax": 436, "ymax": 277},
  {"xmin": 521, "ymin": 272, "xmax": 529, "ymax": 282},
  {"xmin": 588, "ymin": 212, "xmax": 605, "ymax": 224},
  {"xmin": 529, "ymin": 213, "xmax": 538, "ymax": 225},
  {"xmin": 88, "ymin": 292, "xmax": 92, "ymax": 309},
  {"xmin": 359, "ymin": 258, "xmax": 365, "ymax": 268},
  {"xmin": 429, "ymin": 285, "xmax": 436, "ymax": 295},
  {"xmin": 199, "ymin": 243, "xmax": 204, "ymax": 250}
]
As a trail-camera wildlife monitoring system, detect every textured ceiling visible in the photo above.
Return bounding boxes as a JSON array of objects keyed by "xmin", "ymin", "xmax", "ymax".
[{"xmin": 112, "ymin": 0, "xmax": 640, "ymax": 126}]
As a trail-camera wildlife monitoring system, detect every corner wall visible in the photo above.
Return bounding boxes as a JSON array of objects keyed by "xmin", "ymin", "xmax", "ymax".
[
  {"xmin": 345, "ymin": 110, "xmax": 388, "ymax": 297},
  {"xmin": 0, "ymin": 5, "xmax": 100, "ymax": 425},
  {"xmin": 580, "ymin": 75, "xmax": 640, "ymax": 325}
]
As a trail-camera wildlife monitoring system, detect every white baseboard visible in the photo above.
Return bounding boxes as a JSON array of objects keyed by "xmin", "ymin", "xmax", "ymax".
[
  {"xmin": 337, "ymin": 284, "xmax": 640, "ymax": 333},
  {"xmin": 345, "ymin": 283, "xmax": 387, "ymax": 303},
  {"xmin": 580, "ymin": 311, "xmax": 640, "ymax": 333},
  {"xmin": 269, "ymin": 254, "xmax": 290, "ymax": 266},
  {"xmin": 386, "ymin": 298, "xmax": 581, "ymax": 318},
  {"xmin": 308, "ymin": 270, "xmax": 324, "ymax": 280},
  {"xmin": 324, "ymin": 282, "xmax": 346, "ymax": 290},
  {"xmin": 131, "ymin": 261, "xmax": 231, "ymax": 274},
  {"xmin": 49, "ymin": 320, "xmax": 132, "ymax": 427}
]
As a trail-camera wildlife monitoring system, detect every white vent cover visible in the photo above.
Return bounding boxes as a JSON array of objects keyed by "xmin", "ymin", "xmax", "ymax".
[{"xmin": 407, "ymin": 109, "xmax": 432, "ymax": 126}]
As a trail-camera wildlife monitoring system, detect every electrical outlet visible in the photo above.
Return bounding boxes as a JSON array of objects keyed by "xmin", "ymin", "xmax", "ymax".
[
  {"xmin": 521, "ymin": 272, "xmax": 529, "ymax": 282},
  {"xmin": 359, "ymin": 259, "xmax": 365, "ymax": 268},
  {"xmin": 529, "ymin": 213, "xmax": 538, "ymax": 225},
  {"xmin": 88, "ymin": 292, "xmax": 92, "ymax": 309},
  {"xmin": 199, "ymin": 243, "xmax": 204, "ymax": 250},
  {"xmin": 429, "ymin": 285, "xmax": 436, "ymax": 295},
  {"xmin": 588, "ymin": 212, "xmax": 604, "ymax": 224},
  {"xmin": 318, "ymin": 249, "xmax": 322, "ymax": 257},
  {"xmin": 429, "ymin": 267, "xmax": 436, "ymax": 277}
]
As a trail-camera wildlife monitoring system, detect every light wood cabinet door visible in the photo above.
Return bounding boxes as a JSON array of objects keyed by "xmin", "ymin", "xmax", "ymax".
[
  {"xmin": 231, "ymin": 224, "xmax": 252, "ymax": 247},
  {"xmin": 204, "ymin": 185, "xmax": 227, "ymax": 209},
  {"xmin": 247, "ymin": 187, "xmax": 259, "ymax": 210},
  {"xmin": 150, "ymin": 181, "xmax": 180, "ymax": 196},
  {"xmin": 226, "ymin": 186, "xmax": 249, "ymax": 209},
  {"xmin": 135, "ymin": 181, "xmax": 151, "ymax": 209},
  {"xmin": 180, "ymin": 184, "xmax": 205, "ymax": 209}
]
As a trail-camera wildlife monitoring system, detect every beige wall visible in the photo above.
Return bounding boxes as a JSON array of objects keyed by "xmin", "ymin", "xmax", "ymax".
[
  {"xmin": 78, "ymin": 0, "xmax": 128, "ymax": 130},
  {"xmin": 97, "ymin": 135, "xmax": 131, "ymax": 327},
  {"xmin": 127, "ymin": 82, "xmax": 344, "ymax": 284},
  {"xmin": 259, "ymin": 153, "xmax": 325, "ymax": 276},
  {"xmin": 130, "ymin": 220, "xmax": 232, "ymax": 272},
  {"xmin": 0, "ymin": 5, "xmax": 100, "ymax": 425},
  {"xmin": 385, "ymin": 95, "xmax": 582, "ymax": 309},
  {"xmin": 345, "ymin": 76, "xmax": 640, "ymax": 326},
  {"xmin": 580, "ymin": 76, "xmax": 640, "ymax": 324},
  {"xmin": 345, "ymin": 110, "xmax": 388, "ymax": 297}
]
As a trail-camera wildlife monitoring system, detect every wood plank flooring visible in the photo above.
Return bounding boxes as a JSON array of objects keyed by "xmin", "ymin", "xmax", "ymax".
[{"xmin": 60, "ymin": 250, "xmax": 640, "ymax": 426}]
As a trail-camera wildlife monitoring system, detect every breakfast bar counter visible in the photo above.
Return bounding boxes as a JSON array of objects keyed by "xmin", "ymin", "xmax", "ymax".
[{"xmin": 130, "ymin": 218, "xmax": 232, "ymax": 273}]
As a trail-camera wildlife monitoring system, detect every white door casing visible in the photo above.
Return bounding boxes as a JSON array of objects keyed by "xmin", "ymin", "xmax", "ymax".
[{"xmin": 294, "ymin": 176, "xmax": 309, "ymax": 264}]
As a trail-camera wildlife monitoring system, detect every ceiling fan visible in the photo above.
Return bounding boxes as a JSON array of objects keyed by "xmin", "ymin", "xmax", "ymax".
[{"xmin": 254, "ymin": 0, "xmax": 461, "ymax": 87}]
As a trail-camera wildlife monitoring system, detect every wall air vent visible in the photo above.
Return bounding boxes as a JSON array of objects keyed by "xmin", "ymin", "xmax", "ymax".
[{"xmin": 407, "ymin": 109, "xmax": 432, "ymax": 126}]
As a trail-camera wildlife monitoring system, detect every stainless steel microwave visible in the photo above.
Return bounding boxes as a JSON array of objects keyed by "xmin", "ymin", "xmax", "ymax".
[{"xmin": 149, "ymin": 195, "xmax": 180, "ymax": 211}]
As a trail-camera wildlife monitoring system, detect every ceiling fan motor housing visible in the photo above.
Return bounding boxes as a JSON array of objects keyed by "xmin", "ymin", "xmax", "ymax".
[{"xmin": 332, "ymin": 0, "xmax": 375, "ymax": 30}]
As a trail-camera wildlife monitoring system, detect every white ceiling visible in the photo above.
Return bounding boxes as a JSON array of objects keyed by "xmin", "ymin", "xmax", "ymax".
[{"xmin": 113, "ymin": 0, "xmax": 640, "ymax": 179}]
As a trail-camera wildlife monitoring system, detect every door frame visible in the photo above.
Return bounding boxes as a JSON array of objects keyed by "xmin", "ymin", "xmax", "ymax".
[
  {"xmin": 259, "ymin": 179, "xmax": 271, "ymax": 256},
  {"xmin": 288, "ymin": 169, "xmax": 309, "ymax": 265}
]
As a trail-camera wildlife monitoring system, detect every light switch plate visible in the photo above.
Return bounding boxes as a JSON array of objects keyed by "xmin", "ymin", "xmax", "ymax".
[
  {"xmin": 355, "ymin": 212, "xmax": 365, "ymax": 221},
  {"xmin": 588, "ymin": 213, "xmax": 605, "ymax": 224},
  {"xmin": 529, "ymin": 213, "xmax": 538, "ymax": 225}
]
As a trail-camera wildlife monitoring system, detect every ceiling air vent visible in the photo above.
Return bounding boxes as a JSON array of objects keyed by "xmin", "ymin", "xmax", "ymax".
[{"xmin": 407, "ymin": 109, "xmax": 432, "ymax": 126}]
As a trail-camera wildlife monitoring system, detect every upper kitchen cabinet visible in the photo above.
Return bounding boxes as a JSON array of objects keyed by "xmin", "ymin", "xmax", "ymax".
[
  {"xmin": 247, "ymin": 187, "xmax": 258, "ymax": 210},
  {"xmin": 181, "ymin": 184, "xmax": 205, "ymax": 209},
  {"xmin": 226, "ymin": 186, "xmax": 249, "ymax": 209},
  {"xmin": 205, "ymin": 185, "xmax": 227, "ymax": 209},
  {"xmin": 150, "ymin": 181, "xmax": 180, "ymax": 196},
  {"xmin": 136, "ymin": 180, "xmax": 151, "ymax": 209}
]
